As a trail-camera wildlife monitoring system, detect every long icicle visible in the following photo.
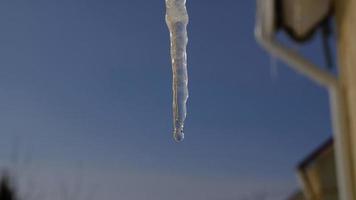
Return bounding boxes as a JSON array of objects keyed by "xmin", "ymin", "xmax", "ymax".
[{"xmin": 165, "ymin": 0, "xmax": 189, "ymax": 142}]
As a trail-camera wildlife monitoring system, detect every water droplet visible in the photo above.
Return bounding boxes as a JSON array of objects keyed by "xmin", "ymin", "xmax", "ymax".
[{"xmin": 173, "ymin": 128, "xmax": 184, "ymax": 142}]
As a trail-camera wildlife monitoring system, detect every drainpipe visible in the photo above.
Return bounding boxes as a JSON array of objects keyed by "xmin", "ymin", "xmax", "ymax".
[{"xmin": 255, "ymin": 0, "xmax": 356, "ymax": 199}]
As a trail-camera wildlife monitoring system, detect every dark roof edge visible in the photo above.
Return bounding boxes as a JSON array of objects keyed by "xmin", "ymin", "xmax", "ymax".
[
  {"xmin": 275, "ymin": 0, "xmax": 334, "ymax": 43},
  {"xmin": 297, "ymin": 137, "xmax": 334, "ymax": 170}
]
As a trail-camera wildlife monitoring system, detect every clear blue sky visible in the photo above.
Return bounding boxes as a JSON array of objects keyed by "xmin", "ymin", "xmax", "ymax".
[{"xmin": 0, "ymin": 0, "xmax": 333, "ymax": 199}]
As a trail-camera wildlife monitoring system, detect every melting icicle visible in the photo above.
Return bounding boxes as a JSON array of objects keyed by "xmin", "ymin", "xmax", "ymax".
[{"xmin": 165, "ymin": 0, "xmax": 189, "ymax": 142}]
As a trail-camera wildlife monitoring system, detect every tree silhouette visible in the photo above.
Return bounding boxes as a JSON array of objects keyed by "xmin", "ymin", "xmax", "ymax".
[{"xmin": 0, "ymin": 173, "xmax": 16, "ymax": 200}]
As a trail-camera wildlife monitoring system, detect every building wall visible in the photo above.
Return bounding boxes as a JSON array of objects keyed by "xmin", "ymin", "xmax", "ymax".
[{"xmin": 336, "ymin": 0, "xmax": 356, "ymax": 188}]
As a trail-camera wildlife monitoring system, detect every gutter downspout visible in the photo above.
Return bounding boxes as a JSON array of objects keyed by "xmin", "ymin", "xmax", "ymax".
[{"xmin": 255, "ymin": 0, "xmax": 356, "ymax": 199}]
